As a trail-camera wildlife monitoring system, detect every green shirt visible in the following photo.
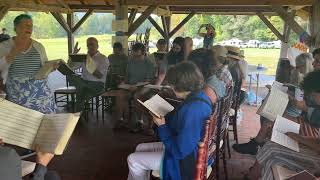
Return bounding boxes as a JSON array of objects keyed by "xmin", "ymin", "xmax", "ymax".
[
  {"xmin": 127, "ymin": 57, "xmax": 155, "ymax": 84},
  {"xmin": 108, "ymin": 53, "xmax": 128, "ymax": 76}
]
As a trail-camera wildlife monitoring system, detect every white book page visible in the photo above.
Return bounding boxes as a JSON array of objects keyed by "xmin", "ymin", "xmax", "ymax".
[
  {"xmin": 260, "ymin": 88, "xmax": 289, "ymax": 121},
  {"xmin": 272, "ymin": 81, "xmax": 288, "ymax": 93},
  {"xmin": 34, "ymin": 113, "xmax": 79, "ymax": 154},
  {"xmin": 21, "ymin": 160, "xmax": 36, "ymax": 177},
  {"xmin": 271, "ymin": 116, "xmax": 300, "ymax": 152},
  {"xmin": 0, "ymin": 100, "xmax": 43, "ymax": 149},
  {"xmin": 140, "ymin": 94, "xmax": 174, "ymax": 117}
]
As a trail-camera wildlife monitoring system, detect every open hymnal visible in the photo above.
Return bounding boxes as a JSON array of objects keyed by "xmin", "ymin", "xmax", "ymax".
[
  {"xmin": 0, "ymin": 99, "xmax": 80, "ymax": 155},
  {"xmin": 137, "ymin": 94, "xmax": 174, "ymax": 118},
  {"xmin": 257, "ymin": 84, "xmax": 289, "ymax": 121},
  {"xmin": 272, "ymin": 81, "xmax": 288, "ymax": 93},
  {"xmin": 272, "ymin": 165, "xmax": 316, "ymax": 180},
  {"xmin": 271, "ymin": 116, "xmax": 300, "ymax": 152},
  {"xmin": 118, "ymin": 82, "xmax": 150, "ymax": 90},
  {"xmin": 34, "ymin": 59, "xmax": 63, "ymax": 79},
  {"xmin": 144, "ymin": 84, "xmax": 171, "ymax": 90}
]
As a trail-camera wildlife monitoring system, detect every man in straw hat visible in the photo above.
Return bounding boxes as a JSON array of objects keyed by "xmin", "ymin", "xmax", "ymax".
[{"xmin": 211, "ymin": 45, "xmax": 233, "ymax": 87}]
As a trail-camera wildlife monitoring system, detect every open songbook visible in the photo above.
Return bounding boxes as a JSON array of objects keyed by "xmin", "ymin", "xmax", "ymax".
[
  {"xmin": 272, "ymin": 165, "xmax": 316, "ymax": 180},
  {"xmin": 271, "ymin": 116, "xmax": 300, "ymax": 152},
  {"xmin": 34, "ymin": 59, "xmax": 63, "ymax": 80},
  {"xmin": 0, "ymin": 99, "xmax": 80, "ymax": 155},
  {"xmin": 257, "ymin": 83, "xmax": 289, "ymax": 121},
  {"xmin": 137, "ymin": 94, "xmax": 174, "ymax": 118}
]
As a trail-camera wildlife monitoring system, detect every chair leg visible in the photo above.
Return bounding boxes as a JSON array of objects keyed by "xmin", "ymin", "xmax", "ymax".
[
  {"xmin": 101, "ymin": 97, "xmax": 105, "ymax": 124},
  {"xmin": 233, "ymin": 110, "xmax": 239, "ymax": 144},
  {"xmin": 91, "ymin": 97, "xmax": 94, "ymax": 112},
  {"xmin": 215, "ymin": 143, "xmax": 220, "ymax": 180},
  {"xmin": 96, "ymin": 97, "xmax": 99, "ymax": 123},
  {"xmin": 71, "ymin": 94, "xmax": 75, "ymax": 113},
  {"xmin": 222, "ymin": 144, "xmax": 228, "ymax": 180},
  {"xmin": 226, "ymin": 132, "xmax": 231, "ymax": 158}
]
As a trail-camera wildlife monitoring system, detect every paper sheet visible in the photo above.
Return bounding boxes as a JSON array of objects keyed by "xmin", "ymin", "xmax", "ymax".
[
  {"xmin": 21, "ymin": 160, "xmax": 36, "ymax": 177},
  {"xmin": 271, "ymin": 116, "xmax": 300, "ymax": 152},
  {"xmin": 0, "ymin": 100, "xmax": 44, "ymax": 149},
  {"xmin": 112, "ymin": 19, "xmax": 128, "ymax": 32},
  {"xmin": 34, "ymin": 59, "xmax": 62, "ymax": 79},
  {"xmin": 85, "ymin": 55, "xmax": 97, "ymax": 74}
]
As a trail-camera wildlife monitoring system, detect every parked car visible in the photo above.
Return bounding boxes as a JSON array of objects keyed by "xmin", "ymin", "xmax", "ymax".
[
  {"xmin": 247, "ymin": 40, "xmax": 260, "ymax": 48},
  {"xmin": 239, "ymin": 42, "xmax": 248, "ymax": 48},
  {"xmin": 273, "ymin": 40, "xmax": 282, "ymax": 49},
  {"xmin": 259, "ymin": 42, "xmax": 274, "ymax": 49}
]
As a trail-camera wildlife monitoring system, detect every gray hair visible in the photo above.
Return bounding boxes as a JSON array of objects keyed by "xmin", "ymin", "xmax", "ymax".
[{"xmin": 295, "ymin": 53, "xmax": 314, "ymax": 73}]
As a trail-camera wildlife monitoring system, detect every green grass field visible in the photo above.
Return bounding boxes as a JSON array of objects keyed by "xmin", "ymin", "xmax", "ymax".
[{"xmin": 36, "ymin": 35, "xmax": 280, "ymax": 75}]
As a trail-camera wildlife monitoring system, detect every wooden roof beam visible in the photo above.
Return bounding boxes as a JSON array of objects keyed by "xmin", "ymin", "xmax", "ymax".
[
  {"xmin": 147, "ymin": 16, "xmax": 166, "ymax": 38},
  {"xmin": 161, "ymin": 16, "xmax": 169, "ymax": 37},
  {"xmin": 51, "ymin": 12, "xmax": 71, "ymax": 32},
  {"xmin": 257, "ymin": 12, "xmax": 285, "ymax": 42},
  {"xmin": 122, "ymin": 0, "xmax": 314, "ymax": 6},
  {"xmin": 128, "ymin": 8, "xmax": 138, "ymax": 27},
  {"xmin": 72, "ymin": 9, "xmax": 93, "ymax": 33},
  {"xmin": 271, "ymin": 5, "xmax": 311, "ymax": 39},
  {"xmin": 127, "ymin": 5, "xmax": 158, "ymax": 36},
  {"xmin": 1, "ymin": 0, "xmax": 72, "ymax": 13},
  {"xmin": 169, "ymin": 11, "xmax": 195, "ymax": 38},
  {"xmin": 0, "ymin": 6, "xmax": 9, "ymax": 22},
  {"xmin": 56, "ymin": 0, "xmax": 69, "ymax": 9}
]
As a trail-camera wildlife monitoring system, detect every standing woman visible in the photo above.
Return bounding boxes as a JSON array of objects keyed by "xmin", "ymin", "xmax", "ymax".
[
  {"xmin": 166, "ymin": 37, "xmax": 185, "ymax": 66},
  {"xmin": 198, "ymin": 24, "xmax": 216, "ymax": 49},
  {"xmin": 0, "ymin": 14, "xmax": 56, "ymax": 113}
]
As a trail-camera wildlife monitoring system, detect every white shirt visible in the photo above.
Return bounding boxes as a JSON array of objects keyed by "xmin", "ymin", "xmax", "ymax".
[{"xmin": 81, "ymin": 51, "xmax": 109, "ymax": 83}]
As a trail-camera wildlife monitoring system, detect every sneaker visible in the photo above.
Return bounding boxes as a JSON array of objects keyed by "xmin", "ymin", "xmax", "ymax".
[{"xmin": 232, "ymin": 139, "xmax": 261, "ymax": 155}]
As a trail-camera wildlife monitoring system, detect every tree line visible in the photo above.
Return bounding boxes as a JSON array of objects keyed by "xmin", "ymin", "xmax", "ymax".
[{"xmin": 0, "ymin": 11, "xmax": 305, "ymax": 43}]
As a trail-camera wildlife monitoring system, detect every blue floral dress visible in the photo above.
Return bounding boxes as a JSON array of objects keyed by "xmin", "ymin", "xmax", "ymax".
[{"xmin": 5, "ymin": 46, "xmax": 55, "ymax": 114}]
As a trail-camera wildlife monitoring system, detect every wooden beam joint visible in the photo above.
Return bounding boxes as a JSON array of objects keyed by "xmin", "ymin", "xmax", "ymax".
[
  {"xmin": 257, "ymin": 12, "xmax": 285, "ymax": 42},
  {"xmin": 169, "ymin": 11, "xmax": 195, "ymax": 38},
  {"xmin": 72, "ymin": 9, "xmax": 93, "ymax": 33}
]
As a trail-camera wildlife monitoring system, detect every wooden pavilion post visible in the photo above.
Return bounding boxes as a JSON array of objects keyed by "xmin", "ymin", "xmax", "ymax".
[
  {"xmin": 161, "ymin": 16, "xmax": 171, "ymax": 50},
  {"xmin": 114, "ymin": 0, "xmax": 128, "ymax": 52},
  {"xmin": 309, "ymin": 0, "xmax": 320, "ymax": 50},
  {"xmin": 67, "ymin": 13, "xmax": 74, "ymax": 55},
  {"xmin": 279, "ymin": 17, "xmax": 291, "ymax": 58}
]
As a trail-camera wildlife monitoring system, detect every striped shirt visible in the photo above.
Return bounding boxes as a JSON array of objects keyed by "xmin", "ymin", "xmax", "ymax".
[{"xmin": 8, "ymin": 46, "xmax": 41, "ymax": 78}]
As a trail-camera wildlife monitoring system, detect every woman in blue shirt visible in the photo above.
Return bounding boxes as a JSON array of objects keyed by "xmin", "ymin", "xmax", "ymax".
[{"xmin": 127, "ymin": 62, "xmax": 212, "ymax": 180}]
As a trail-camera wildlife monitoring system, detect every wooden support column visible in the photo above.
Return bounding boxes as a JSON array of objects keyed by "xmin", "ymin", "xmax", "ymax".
[
  {"xmin": 127, "ymin": 5, "xmax": 157, "ymax": 36},
  {"xmin": 0, "ymin": 6, "xmax": 9, "ymax": 22},
  {"xmin": 148, "ymin": 16, "xmax": 166, "ymax": 38},
  {"xmin": 257, "ymin": 12, "xmax": 284, "ymax": 42},
  {"xmin": 114, "ymin": 1, "xmax": 128, "ymax": 53},
  {"xmin": 72, "ymin": 9, "xmax": 93, "ymax": 33},
  {"xmin": 272, "ymin": 5, "xmax": 311, "ymax": 41},
  {"xmin": 310, "ymin": 0, "xmax": 320, "ymax": 50},
  {"xmin": 279, "ymin": 15, "xmax": 292, "ymax": 58},
  {"xmin": 161, "ymin": 16, "xmax": 171, "ymax": 50},
  {"xmin": 161, "ymin": 16, "xmax": 169, "ymax": 38},
  {"xmin": 67, "ymin": 13, "xmax": 74, "ymax": 55},
  {"xmin": 169, "ymin": 11, "xmax": 195, "ymax": 38},
  {"xmin": 128, "ymin": 8, "xmax": 138, "ymax": 27}
]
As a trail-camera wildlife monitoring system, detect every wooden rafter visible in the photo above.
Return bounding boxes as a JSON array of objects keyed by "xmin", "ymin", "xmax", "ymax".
[
  {"xmin": 51, "ymin": 12, "xmax": 71, "ymax": 32},
  {"xmin": 56, "ymin": 0, "xmax": 69, "ymax": 9},
  {"xmin": 257, "ymin": 12, "xmax": 285, "ymax": 42},
  {"xmin": 148, "ymin": 16, "xmax": 166, "ymax": 38},
  {"xmin": 0, "ymin": 0, "xmax": 72, "ymax": 13},
  {"xmin": 127, "ymin": 5, "xmax": 158, "ymax": 36},
  {"xmin": 128, "ymin": 8, "xmax": 138, "ymax": 27},
  {"xmin": 169, "ymin": 11, "xmax": 195, "ymax": 37},
  {"xmin": 72, "ymin": 9, "xmax": 93, "ymax": 33},
  {"xmin": 0, "ymin": 6, "xmax": 9, "ymax": 22},
  {"xmin": 161, "ymin": 16, "xmax": 169, "ymax": 37},
  {"xmin": 271, "ymin": 5, "xmax": 311, "ymax": 39},
  {"xmin": 67, "ymin": 13, "xmax": 74, "ymax": 54},
  {"xmin": 121, "ymin": 0, "xmax": 314, "ymax": 6}
]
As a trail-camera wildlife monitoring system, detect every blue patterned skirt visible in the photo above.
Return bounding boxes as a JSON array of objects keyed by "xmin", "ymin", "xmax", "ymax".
[{"xmin": 5, "ymin": 77, "xmax": 56, "ymax": 114}]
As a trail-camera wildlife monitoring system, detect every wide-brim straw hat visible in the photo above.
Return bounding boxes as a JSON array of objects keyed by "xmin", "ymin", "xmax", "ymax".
[
  {"xmin": 211, "ymin": 45, "xmax": 227, "ymax": 58},
  {"xmin": 225, "ymin": 46, "xmax": 242, "ymax": 60}
]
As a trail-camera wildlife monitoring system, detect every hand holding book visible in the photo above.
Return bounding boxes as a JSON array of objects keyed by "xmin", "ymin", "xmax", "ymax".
[{"xmin": 152, "ymin": 115, "xmax": 166, "ymax": 126}]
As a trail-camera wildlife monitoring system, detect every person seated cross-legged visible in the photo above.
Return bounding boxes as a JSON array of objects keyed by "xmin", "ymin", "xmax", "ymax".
[
  {"xmin": 68, "ymin": 37, "xmax": 109, "ymax": 112},
  {"xmin": 113, "ymin": 43, "xmax": 155, "ymax": 131},
  {"xmin": 127, "ymin": 62, "xmax": 213, "ymax": 180},
  {"xmin": 244, "ymin": 70, "xmax": 320, "ymax": 180}
]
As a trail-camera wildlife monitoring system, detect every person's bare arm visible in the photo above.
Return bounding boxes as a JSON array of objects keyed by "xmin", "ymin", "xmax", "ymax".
[{"xmin": 286, "ymin": 132, "xmax": 320, "ymax": 154}]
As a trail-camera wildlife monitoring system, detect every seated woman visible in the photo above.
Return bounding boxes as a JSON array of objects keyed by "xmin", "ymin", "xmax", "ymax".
[
  {"xmin": 188, "ymin": 48, "xmax": 227, "ymax": 103},
  {"xmin": 233, "ymin": 51, "xmax": 318, "ymax": 155},
  {"xmin": 127, "ymin": 62, "xmax": 212, "ymax": 180},
  {"xmin": 245, "ymin": 70, "xmax": 320, "ymax": 180}
]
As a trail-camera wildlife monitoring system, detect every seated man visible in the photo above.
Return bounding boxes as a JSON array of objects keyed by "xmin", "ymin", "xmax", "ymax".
[
  {"xmin": 0, "ymin": 139, "xmax": 60, "ymax": 180},
  {"xmin": 233, "ymin": 48, "xmax": 320, "ymax": 155},
  {"xmin": 244, "ymin": 70, "xmax": 320, "ymax": 180},
  {"xmin": 108, "ymin": 42, "xmax": 128, "ymax": 88},
  {"xmin": 113, "ymin": 43, "xmax": 155, "ymax": 130},
  {"xmin": 68, "ymin": 37, "xmax": 109, "ymax": 111}
]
